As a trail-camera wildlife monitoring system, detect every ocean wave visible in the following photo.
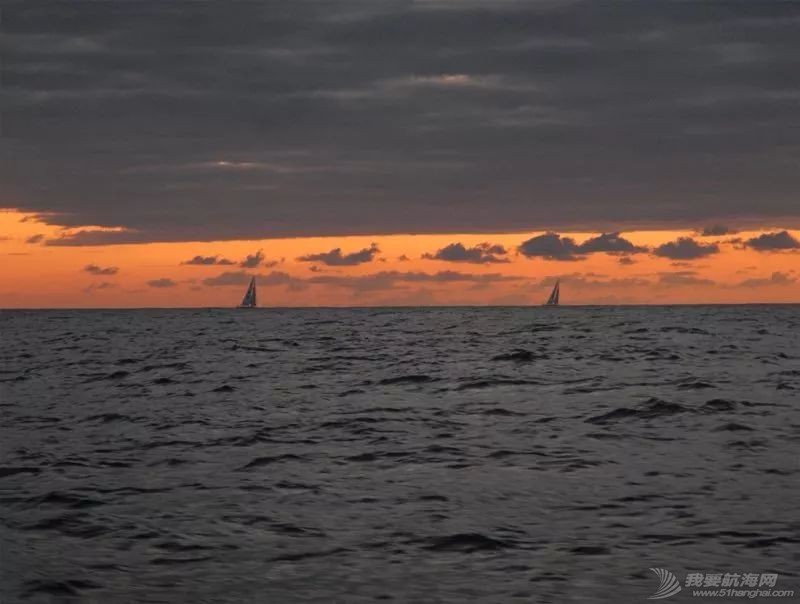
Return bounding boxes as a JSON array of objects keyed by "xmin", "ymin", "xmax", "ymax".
[{"xmin": 2, "ymin": 306, "xmax": 797, "ymax": 603}]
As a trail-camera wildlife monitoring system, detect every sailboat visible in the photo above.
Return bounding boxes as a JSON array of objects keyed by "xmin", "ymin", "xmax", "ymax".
[
  {"xmin": 544, "ymin": 279, "xmax": 560, "ymax": 306},
  {"xmin": 238, "ymin": 276, "xmax": 257, "ymax": 308}
]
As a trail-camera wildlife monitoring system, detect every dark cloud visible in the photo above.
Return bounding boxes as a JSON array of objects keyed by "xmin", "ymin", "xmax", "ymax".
[
  {"xmin": 146, "ymin": 278, "xmax": 177, "ymax": 288},
  {"xmin": 577, "ymin": 232, "xmax": 647, "ymax": 255},
  {"xmin": 618, "ymin": 256, "xmax": 636, "ymax": 266},
  {"xmin": 737, "ymin": 271, "xmax": 797, "ymax": 287},
  {"xmin": 298, "ymin": 243, "xmax": 380, "ymax": 266},
  {"xmin": 181, "ymin": 255, "xmax": 235, "ymax": 266},
  {"xmin": 653, "ymin": 237, "xmax": 720, "ymax": 260},
  {"xmin": 518, "ymin": 233, "xmax": 583, "ymax": 261},
  {"xmin": 25, "ymin": 234, "xmax": 45, "ymax": 244},
  {"xmin": 744, "ymin": 230, "xmax": 800, "ymax": 251},
  {"xmin": 699, "ymin": 224, "xmax": 736, "ymax": 236},
  {"xmin": 5, "ymin": 2, "xmax": 800, "ymax": 243},
  {"xmin": 422, "ymin": 242, "xmax": 508, "ymax": 264},
  {"xmin": 518, "ymin": 231, "xmax": 646, "ymax": 261},
  {"xmin": 84, "ymin": 264, "xmax": 118, "ymax": 275}
]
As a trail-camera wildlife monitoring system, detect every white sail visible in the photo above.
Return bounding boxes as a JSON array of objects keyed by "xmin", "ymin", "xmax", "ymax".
[
  {"xmin": 239, "ymin": 277, "xmax": 257, "ymax": 308},
  {"xmin": 544, "ymin": 280, "xmax": 560, "ymax": 306}
]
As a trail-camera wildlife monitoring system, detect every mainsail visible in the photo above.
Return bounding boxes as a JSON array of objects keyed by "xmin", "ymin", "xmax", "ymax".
[
  {"xmin": 239, "ymin": 277, "xmax": 257, "ymax": 308},
  {"xmin": 544, "ymin": 280, "xmax": 560, "ymax": 306}
]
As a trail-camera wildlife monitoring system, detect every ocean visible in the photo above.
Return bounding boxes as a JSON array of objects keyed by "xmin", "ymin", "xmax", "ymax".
[{"xmin": 1, "ymin": 306, "xmax": 798, "ymax": 603}]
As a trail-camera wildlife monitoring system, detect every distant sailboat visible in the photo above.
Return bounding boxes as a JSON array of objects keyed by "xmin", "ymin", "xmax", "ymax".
[
  {"xmin": 544, "ymin": 279, "xmax": 560, "ymax": 306},
  {"xmin": 239, "ymin": 276, "xmax": 257, "ymax": 308}
]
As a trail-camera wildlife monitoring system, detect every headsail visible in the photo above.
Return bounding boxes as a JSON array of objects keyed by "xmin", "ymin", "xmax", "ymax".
[
  {"xmin": 239, "ymin": 277, "xmax": 257, "ymax": 308},
  {"xmin": 544, "ymin": 280, "xmax": 560, "ymax": 306}
]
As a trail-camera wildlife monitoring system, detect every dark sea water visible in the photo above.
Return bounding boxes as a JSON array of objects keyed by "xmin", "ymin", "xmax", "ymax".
[{"xmin": 1, "ymin": 306, "xmax": 799, "ymax": 603}]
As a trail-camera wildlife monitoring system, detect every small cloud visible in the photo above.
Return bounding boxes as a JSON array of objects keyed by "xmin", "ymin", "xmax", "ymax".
[
  {"xmin": 422, "ymin": 242, "xmax": 509, "ymax": 264},
  {"xmin": 578, "ymin": 232, "xmax": 647, "ymax": 254},
  {"xmin": 200, "ymin": 268, "xmax": 523, "ymax": 294},
  {"xmin": 372, "ymin": 287, "xmax": 439, "ymax": 307},
  {"xmin": 738, "ymin": 271, "xmax": 797, "ymax": 287},
  {"xmin": 202, "ymin": 270, "xmax": 306, "ymax": 291},
  {"xmin": 539, "ymin": 273, "xmax": 651, "ymax": 288},
  {"xmin": 618, "ymin": 256, "xmax": 636, "ymax": 266},
  {"xmin": 518, "ymin": 233, "xmax": 583, "ymax": 261},
  {"xmin": 42, "ymin": 226, "xmax": 135, "ymax": 246},
  {"xmin": 83, "ymin": 281, "xmax": 117, "ymax": 293},
  {"xmin": 298, "ymin": 243, "xmax": 380, "ymax": 266},
  {"xmin": 653, "ymin": 237, "xmax": 720, "ymax": 260},
  {"xmin": 238, "ymin": 250, "xmax": 280, "ymax": 268},
  {"xmin": 147, "ymin": 278, "xmax": 178, "ymax": 288},
  {"xmin": 397, "ymin": 254, "xmax": 411, "ymax": 262},
  {"xmin": 261, "ymin": 271, "xmax": 306, "ymax": 290},
  {"xmin": 699, "ymin": 224, "xmax": 737, "ymax": 236},
  {"xmin": 744, "ymin": 230, "xmax": 800, "ymax": 251},
  {"xmin": 202, "ymin": 271, "xmax": 255, "ymax": 287},
  {"xmin": 409, "ymin": 73, "xmax": 476, "ymax": 87},
  {"xmin": 309, "ymin": 265, "xmax": 323, "ymax": 272},
  {"xmin": 240, "ymin": 249, "xmax": 266, "ymax": 268},
  {"xmin": 25, "ymin": 234, "xmax": 45, "ymax": 244},
  {"xmin": 84, "ymin": 264, "xmax": 119, "ymax": 275},
  {"xmin": 658, "ymin": 272, "xmax": 715, "ymax": 286},
  {"xmin": 181, "ymin": 255, "xmax": 235, "ymax": 266},
  {"xmin": 307, "ymin": 270, "xmax": 522, "ymax": 293}
]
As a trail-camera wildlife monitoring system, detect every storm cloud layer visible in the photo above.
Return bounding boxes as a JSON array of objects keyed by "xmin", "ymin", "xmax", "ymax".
[{"xmin": 3, "ymin": 1, "xmax": 800, "ymax": 243}]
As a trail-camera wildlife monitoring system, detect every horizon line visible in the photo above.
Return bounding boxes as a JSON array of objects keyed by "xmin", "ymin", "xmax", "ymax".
[{"xmin": 3, "ymin": 302, "xmax": 799, "ymax": 311}]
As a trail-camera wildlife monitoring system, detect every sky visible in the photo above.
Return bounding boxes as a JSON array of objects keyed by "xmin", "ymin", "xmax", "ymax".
[{"xmin": 1, "ymin": 1, "xmax": 799, "ymax": 307}]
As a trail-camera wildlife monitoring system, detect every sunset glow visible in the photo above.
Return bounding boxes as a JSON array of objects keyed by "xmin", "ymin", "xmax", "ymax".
[{"xmin": 3, "ymin": 210, "xmax": 797, "ymax": 307}]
